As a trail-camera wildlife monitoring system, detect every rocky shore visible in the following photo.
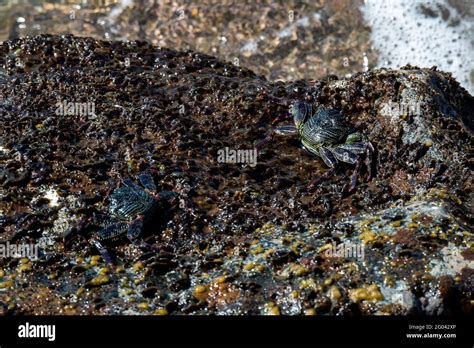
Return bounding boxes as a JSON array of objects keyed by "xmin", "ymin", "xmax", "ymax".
[{"xmin": 0, "ymin": 35, "xmax": 472, "ymax": 315}]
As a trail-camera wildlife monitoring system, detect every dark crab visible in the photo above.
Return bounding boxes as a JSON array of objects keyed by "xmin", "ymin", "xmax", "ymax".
[
  {"xmin": 257, "ymin": 101, "xmax": 374, "ymax": 191},
  {"xmin": 92, "ymin": 170, "xmax": 178, "ymax": 263}
]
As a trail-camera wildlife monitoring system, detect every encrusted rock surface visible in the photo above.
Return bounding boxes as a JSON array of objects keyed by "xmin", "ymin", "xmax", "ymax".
[{"xmin": 0, "ymin": 35, "xmax": 472, "ymax": 314}]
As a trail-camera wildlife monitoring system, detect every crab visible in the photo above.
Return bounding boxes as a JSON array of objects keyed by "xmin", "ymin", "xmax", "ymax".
[
  {"xmin": 256, "ymin": 101, "xmax": 374, "ymax": 191},
  {"xmin": 92, "ymin": 170, "xmax": 178, "ymax": 263}
]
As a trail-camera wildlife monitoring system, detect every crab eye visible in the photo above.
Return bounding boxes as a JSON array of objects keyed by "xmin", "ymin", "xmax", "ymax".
[{"xmin": 292, "ymin": 101, "xmax": 312, "ymax": 127}]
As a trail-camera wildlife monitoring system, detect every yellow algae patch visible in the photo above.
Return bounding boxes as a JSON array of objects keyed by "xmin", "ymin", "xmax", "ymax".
[
  {"xmin": 359, "ymin": 229, "xmax": 377, "ymax": 244},
  {"xmin": 349, "ymin": 284, "xmax": 384, "ymax": 303}
]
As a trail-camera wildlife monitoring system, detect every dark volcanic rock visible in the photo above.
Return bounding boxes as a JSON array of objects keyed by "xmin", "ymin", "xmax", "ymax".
[{"xmin": 0, "ymin": 35, "xmax": 472, "ymax": 315}]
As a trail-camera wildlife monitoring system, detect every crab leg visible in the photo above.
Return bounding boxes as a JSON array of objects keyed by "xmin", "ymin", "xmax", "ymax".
[
  {"xmin": 257, "ymin": 94, "xmax": 291, "ymax": 106},
  {"xmin": 365, "ymin": 142, "xmax": 374, "ymax": 181},
  {"xmin": 155, "ymin": 191, "xmax": 179, "ymax": 201},
  {"xmin": 97, "ymin": 222, "xmax": 129, "ymax": 241},
  {"xmin": 133, "ymin": 239, "xmax": 161, "ymax": 253},
  {"xmin": 91, "ymin": 239, "xmax": 115, "ymax": 265},
  {"xmin": 308, "ymin": 167, "xmax": 337, "ymax": 188},
  {"xmin": 126, "ymin": 218, "xmax": 163, "ymax": 253},
  {"xmin": 271, "ymin": 113, "xmax": 291, "ymax": 124},
  {"xmin": 308, "ymin": 147, "xmax": 337, "ymax": 188},
  {"xmin": 349, "ymin": 158, "xmax": 362, "ymax": 192},
  {"xmin": 256, "ymin": 125, "xmax": 298, "ymax": 152}
]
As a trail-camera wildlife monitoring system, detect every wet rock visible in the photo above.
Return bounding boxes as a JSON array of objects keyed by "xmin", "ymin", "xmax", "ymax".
[
  {"xmin": 0, "ymin": 35, "xmax": 472, "ymax": 315},
  {"xmin": 140, "ymin": 286, "xmax": 160, "ymax": 299}
]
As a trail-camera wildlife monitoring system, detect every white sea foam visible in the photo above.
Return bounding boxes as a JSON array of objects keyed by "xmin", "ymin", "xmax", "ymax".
[
  {"xmin": 109, "ymin": 0, "xmax": 134, "ymax": 19},
  {"xmin": 362, "ymin": 0, "xmax": 474, "ymax": 94}
]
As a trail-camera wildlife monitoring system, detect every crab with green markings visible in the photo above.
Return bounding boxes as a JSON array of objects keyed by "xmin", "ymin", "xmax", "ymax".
[{"xmin": 257, "ymin": 101, "xmax": 374, "ymax": 191}]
